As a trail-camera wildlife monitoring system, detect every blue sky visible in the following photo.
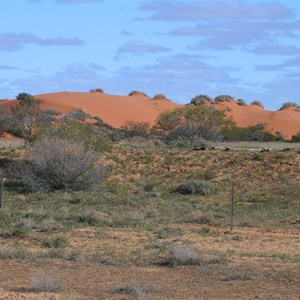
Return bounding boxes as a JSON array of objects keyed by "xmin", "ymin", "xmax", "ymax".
[{"xmin": 1, "ymin": 0, "xmax": 300, "ymax": 110}]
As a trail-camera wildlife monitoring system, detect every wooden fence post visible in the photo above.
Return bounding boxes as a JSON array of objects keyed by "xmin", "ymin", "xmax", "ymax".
[
  {"xmin": 230, "ymin": 179, "xmax": 235, "ymax": 231},
  {"xmin": 0, "ymin": 173, "xmax": 3, "ymax": 208}
]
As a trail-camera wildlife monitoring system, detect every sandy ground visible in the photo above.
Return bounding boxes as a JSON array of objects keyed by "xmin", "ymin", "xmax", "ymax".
[{"xmin": 0, "ymin": 226, "xmax": 299, "ymax": 299}]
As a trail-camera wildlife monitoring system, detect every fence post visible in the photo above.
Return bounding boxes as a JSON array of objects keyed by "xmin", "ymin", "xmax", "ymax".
[
  {"xmin": 230, "ymin": 179, "xmax": 234, "ymax": 231},
  {"xmin": 0, "ymin": 173, "xmax": 3, "ymax": 208}
]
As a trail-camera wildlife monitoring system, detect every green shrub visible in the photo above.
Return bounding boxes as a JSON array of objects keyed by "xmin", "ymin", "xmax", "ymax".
[
  {"xmin": 128, "ymin": 90, "xmax": 148, "ymax": 97},
  {"xmin": 16, "ymin": 93, "xmax": 38, "ymax": 107},
  {"xmin": 0, "ymin": 107, "xmax": 13, "ymax": 135},
  {"xmin": 291, "ymin": 132, "xmax": 300, "ymax": 142},
  {"xmin": 121, "ymin": 121, "xmax": 150, "ymax": 138},
  {"xmin": 214, "ymin": 95, "xmax": 234, "ymax": 103},
  {"xmin": 224, "ymin": 124, "xmax": 284, "ymax": 141},
  {"xmin": 43, "ymin": 108, "xmax": 62, "ymax": 116},
  {"xmin": 90, "ymin": 88, "xmax": 104, "ymax": 93},
  {"xmin": 175, "ymin": 180, "xmax": 216, "ymax": 195},
  {"xmin": 156, "ymin": 106, "xmax": 234, "ymax": 145},
  {"xmin": 153, "ymin": 93, "xmax": 167, "ymax": 100},
  {"xmin": 250, "ymin": 100, "xmax": 264, "ymax": 108},
  {"xmin": 43, "ymin": 235, "xmax": 69, "ymax": 248},
  {"xmin": 237, "ymin": 99, "xmax": 247, "ymax": 106},
  {"xmin": 190, "ymin": 95, "xmax": 213, "ymax": 105},
  {"xmin": 63, "ymin": 109, "xmax": 91, "ymax": 121},
  {"xmin": 279, "ymin": 102, "xmax": 300, "ymax": 111}
]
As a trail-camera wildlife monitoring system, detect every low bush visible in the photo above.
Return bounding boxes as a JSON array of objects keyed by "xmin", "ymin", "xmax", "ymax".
[
  {"xmin": 43, "ymin": 108, "xmax": 62, "ymax": 116},
  {"xmin": 31, "ymin": 271, "xmax": 65, "ymax": 292},
  {"xmin": 291, "ymin": 132, "xmax": 300, "ymax": 142},
  {"xmin": 43, "ymin": 235, "xmax": 69, "ymax": 249},
  {"xmin": 175, "ymin": 180, "xmax": 216, "ymax": 195},
  {"xmin": 250, "ymin": 100, "xmax": 264, "ymax": 108},
  {"xmin": 128, "ymin": 90, "xmax": 148, "ymax": 97},
  {"xmin": 11, "ymin": 137, "xmax": 104, "ymax": 191},
  {"xmin": 214, "ymin": 95, "xmax": 234, "ymax": 103},
  {"xmin": 153, "ymin": 93, "xmax": 167, "ymax": 100},
  {"xmin": 63, "ymin": 109, "xmax": 91, "ymax": 121},
  {"xmin": 121, "ymin": 121, "xmax": 150, "ymax": 138},
  {"xmin": 167, "ymin": 246, "xmax": 202, "ymax": 266},
  {"xmin": 237, "ymin": 99, "xmax": 247, "ymax": 106},
  {"xmin": 190, "ymin": 95, "xmax": 213, "ymax": 105},
  {"xmin": 90, "ymin": 88, "xmax": 104, "ymax": 93},
  {"xmin": 279, "ymin": 102, "xmax": 300, "ymax": 111}
]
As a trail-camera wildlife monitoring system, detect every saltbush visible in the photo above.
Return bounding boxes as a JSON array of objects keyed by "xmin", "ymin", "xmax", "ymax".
[
  {"xmin": 63, "ymin": 109, "xmax": 91, "ymax": 121},
  {"xmin": 214, "ymin": 95, "xmax": 234, "ymax": 103},
  {"xmin": 237, "ymin": 99, "xmax": 247, "ymax": 106},
  {"xmin": 90, "ymin": 88, "xmax": 104, "ymax": 93},
  {"xmin": 175, "ymin": 180, "xmax": 216, "ymax": 195},
  {"xmin": 190, "ymin": 95, "xmax": 213, "ymax": 105},
  {"xmin": 250, "ymin": 100, "xmax": 264, "ymax": 108},
  {"xmin": 279, "ymin": 102, "xmax": 300, "ymax": 111},
  {"xmin": 153, "ymin": 93, "xmax": 167, "ymax": 100},
  {"xmin": 11, "ymin": 137, "xmax": 104, "ymax": 191}
]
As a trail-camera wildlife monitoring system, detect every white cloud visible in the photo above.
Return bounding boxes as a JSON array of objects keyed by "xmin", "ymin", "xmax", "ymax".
[
  {"xmin": 117, "ymin": 41, "xmax": 171, "ymax": 55},
  {"xmin": 0, "ymin": 33, "xmax": 84, "ymax": 51},
  {"xmin": 140, "ymin": 1, "xmax": 294, "ymax": 21}
]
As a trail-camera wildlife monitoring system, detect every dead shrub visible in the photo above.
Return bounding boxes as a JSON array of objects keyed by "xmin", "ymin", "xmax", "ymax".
[
  {"xmin": 11, "ymin": 137, "xmax": 104, "ymax": 191},
  {"xmin": 31, "ymin": 271, "xmax": 65, "ymax": 292},
  {"xmin": 166, "ymin": 245, "xmax": 202, "ymax": 266}
]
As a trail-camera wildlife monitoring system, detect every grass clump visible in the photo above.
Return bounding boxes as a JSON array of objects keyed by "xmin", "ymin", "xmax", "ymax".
[
  {"xmin": 175, "ymin": 180, "xmax": 216, "ymax": 195},
  {"xmin": 43, "ymin": 235, "xmax": 69, "ymax": 249},
  {"xmin": 31, "ymin": 271, "xmax": 65, "ymax": 292},
  {"xmin": 166, "ymin": 245, "xmax": 202, "ymax": 266},
  {"xmin": 114, "ymin": 284, "xmax": 156, "ymax": 299}
]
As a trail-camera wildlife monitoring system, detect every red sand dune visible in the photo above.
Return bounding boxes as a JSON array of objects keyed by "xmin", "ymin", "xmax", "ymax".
[
  {"xmin": 213, "ymin": 101, "xmax": 300, "ymax": 139},
  {"xmin": 36, "ymin": 91, "xmax": 180, "ymax": 128},
  {"xmin": 1, "ymin": 91, "xmax": 300, "ymax": 140}
]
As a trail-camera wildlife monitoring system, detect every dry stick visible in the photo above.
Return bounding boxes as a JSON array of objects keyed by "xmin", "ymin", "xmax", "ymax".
[
  {"xmin": 230, "ymin": 180, "xmax": 235, "ymax": 231},
  {"xmin": 0, "ymin": 173, "xmax": 3, "ymax": 208}
]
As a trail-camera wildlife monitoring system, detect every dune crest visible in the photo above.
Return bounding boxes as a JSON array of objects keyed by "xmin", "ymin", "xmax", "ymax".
[{"xmin": 1, "ymin": 91, "xmax": 299, "ymax": 139}]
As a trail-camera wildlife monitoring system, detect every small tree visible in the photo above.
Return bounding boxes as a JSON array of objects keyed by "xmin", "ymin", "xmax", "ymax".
[
  {"xmin": 11, "ymin": 137, "xmax": 104, "ymax": 191},
  {"xmin": 16, "ymin": 93, "xmax": 38, "ymax": 108},
  {"xmin": 12, "ymin": 93, "xmax": 42, "ymax": 136},
  {"xmin": 156, "ymin": 106, "xmax": 234, "ymax": 146}
]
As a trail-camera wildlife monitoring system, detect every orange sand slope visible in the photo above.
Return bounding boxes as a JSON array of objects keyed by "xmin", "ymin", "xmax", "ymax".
[
  {"xmin": 1, "ymin": 91, "xmax": 299, "ymax": 139},
  {"xmin": 214, "ymin": 101, "xmax": 300, "ymax": 139},
  {"xmin": 36, "ymin": 91, "xmax": 180, "ymax": 128}
]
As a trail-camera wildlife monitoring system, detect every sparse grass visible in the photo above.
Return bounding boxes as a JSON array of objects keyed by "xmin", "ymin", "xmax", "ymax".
[
  {"xmin": 221, "ymin": 270, "xmax": 252, "ymax": 281},
  {"xmin": 43, "ymin": 235, "xmax": 69, "ymax": 249},
  {"xmin": 113, "ymin": 284, "xmax": 156, "ymax": 300}
]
